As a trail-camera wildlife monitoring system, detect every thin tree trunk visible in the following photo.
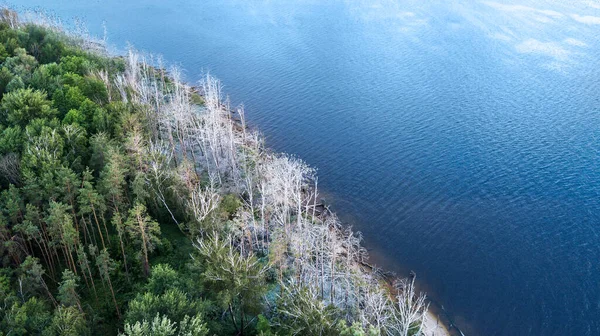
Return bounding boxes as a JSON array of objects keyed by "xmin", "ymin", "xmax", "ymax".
[
  {"xmin": 91, "ymin": 204, "xmax": 106, "ymax": 249},
  {"xmin": 113, "ymin": 212, "xmax": 130, "ymax": 279},
  {"xmin": 106, "ymin": 274, "xmax": 121, "ymax": 319},
  {"xmin": 137, "ymin": 212, "xmax": 150, "ymax": 277},
  {"xmin": 228, "ymin": 303, "xmax": 239, "ymax": 334}
]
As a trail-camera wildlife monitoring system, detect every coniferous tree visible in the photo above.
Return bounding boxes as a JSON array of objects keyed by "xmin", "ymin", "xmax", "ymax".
[
  {"xmin": 0, "ymin": 88, "xmax": 57, "ymax": 127},
  {"xmin": 100, "ymin": 147, "xmax": 132, "ymax": 276},
  {"xmin": 22, "ymin": 204, "xmax": 56, "ymax": 276},
  {"xmin": 0, "ymin": 212, "xmax": 21, "ymax": 266},
  {"xmin": 45, "ymin": 306, "xmax": 89, "ymax": 336},
  {"xmin": 196, "ymin": 233, "xmax": 267, "ymax": 335},
  {"xmin": 58, "ymin": 269, "xmax": 83, "ymax": 312},
  {"xmin": 111, "ymin": 211, "xmax": 129, "ymax": 278},
  {"xmin": 75, "ymin": 244, "xmax": 97, "ymax": 299},
  {"xmin": 125, "ymin": 289, "xmax": 205, "ymax": 326},
  {"xmin": 1, "ymin": 184, "xmax": 23, "ymax": 225},
  {"xmin": 120, "ymin": 314, "xmax": 208, "ymax": 336},
  {"xmin": 124, "ymin": 203, "xmax": 161, "ymax": 277},
  {"xmin": 18, "ymin": 256, "xmax": 56, "ymax": 306},
  {"xmin": 46, "ymin": 201, "xmax": 78, "ymax": 274},
  {"xmin": 100, "ymin": 147, "xmax": 128, "ymax": 215},
  {"xmin": 56, "ymin": 166, "xmax": 87, "ymax": 245},
  {"xmin": 1, "ymin": 297, "xmax": 52, "ymax": 335},
  {"xmin": 78, "ymin": 168, "xmax": 107, "ymax": 249},
  {"xmin": 95, "ymin": 248, "xmax": 121, "ymax": 319},
  {"xmin": 89, "ymin": 133, "xmax": 111, "ymax": 176}
]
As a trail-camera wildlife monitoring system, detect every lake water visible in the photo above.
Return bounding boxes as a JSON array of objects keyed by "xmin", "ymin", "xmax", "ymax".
[{"xmin": 9, "ymin": 0, "xmax": 600, "ymax": 334}]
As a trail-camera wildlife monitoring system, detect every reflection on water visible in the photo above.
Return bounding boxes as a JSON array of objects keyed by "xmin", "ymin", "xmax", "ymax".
[{"xmin": 11, "ymin": 0, "xmax": 600, "ymax": 334}]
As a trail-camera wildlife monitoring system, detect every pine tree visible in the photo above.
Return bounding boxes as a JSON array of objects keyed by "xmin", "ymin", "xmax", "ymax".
[
  {"xmin": 196, "ymin": 233, "xmax": 267, "ymax": 335},
  {"xmin": 1, "ymin": 297, "xmax": 52, "ymax": 335},
  {"xmin": 95, "ymin": 248, "xmax": 121, "ymax": 319},
  {"xmin": 99, "ymin": 147, "xmax": 128, "ymax": 212},
  {"xmin": 111, "ymin": 211, "xmax": 129, "ymax": 278},
  {"xmin": 77, "ymin": 168, "xmax": 107, "ymax": 249},
  {"xmin": 75, "ymin": 244, "xmax": 97, "ymax": 299},
  {"xmin": 0, "ymin": 88, "xmax": 56, "ymax": 127},
  {"xmin": 89, "ymin": 133, "xmax": 111, "ymax": 175},
  {"xmin": 0, "ymin": 212, "xmax": 21, "ymax": 265},
  {"xmin": 57, "ymin": 166, "xmax": 83, "ymax": 242},
  {"xmin": 124, "ymin": 203, "xmax": 161, "ymax": 277},
  {"xmin": 45, "ymin": 306, "xmax": 89, "ymax": 336},
  {"xmin": 1, "ymin": 184, "xmax": 23, "ymax": 225},
  {"xmin": 22, "ymin": 204, "xmax": 56, "ymax": 277},
  {"xmin": 18, "ymin": 256, "xmax": 56, "ymax": 306},
  {"xmin": 46, "ymin": 201, "xmax": 78, "ymax": 274},
  {"xmin": 61, "ymin": 124, "xmax": 88, "ymax": 172},
  {"xmin": 120, "ymin": 314, "xmax": 208, "ymax": 336},
  {"xmin": 100, "ymin": 147, "xmax": 132, "ymax": 277},
  {"xmin": 58, "ymin": 269, "xmax": 83, "ymax": 312}
]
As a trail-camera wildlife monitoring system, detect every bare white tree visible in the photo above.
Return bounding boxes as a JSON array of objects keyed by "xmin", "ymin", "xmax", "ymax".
[
  {"xmin": 105, "ymin": 47, "xmax": 437, "ymax": 335},
  {"xmin": 189, "ymin": 172, "xmax": 221, "ymax": 224},
  {"xmin": 0, "ymin": 8, "xmax": 19, "ymax": 28},
  {"xmin": 146, "ymin": 142, "xmax": 181, "ymax": 230},
  {"xmin": 389, "ymin": 277, "xmax": 430, "ymax": 336}
]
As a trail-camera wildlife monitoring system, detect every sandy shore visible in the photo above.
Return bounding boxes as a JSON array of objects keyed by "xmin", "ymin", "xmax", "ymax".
[{"xmin": 424, "ymin": 310, "xmax": 452, "ymax": 336}]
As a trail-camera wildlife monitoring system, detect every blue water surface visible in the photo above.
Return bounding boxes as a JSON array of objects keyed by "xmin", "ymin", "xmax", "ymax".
[{"xmin": 7, "ymin": 0, "xmax": 600, "ymax": 334}]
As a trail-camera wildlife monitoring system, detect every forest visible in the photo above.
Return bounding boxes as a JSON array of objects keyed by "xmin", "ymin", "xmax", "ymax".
[{"xmin": 0, "ymin": 9, "xmax": 434, "ymax": 336}]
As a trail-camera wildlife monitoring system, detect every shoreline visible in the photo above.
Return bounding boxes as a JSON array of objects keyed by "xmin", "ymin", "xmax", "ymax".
[
  {"xmin": 133, "ymin": 39, "xmax": 456, "ymax": 336},
  {"xmin": 1, "ymin": 9, "xmax": 447, "ymax": 333},
  {"xmin": 311, "ymin": 190, "xmax": 465, "ymax": 335},
  {"xmin": 362, "ymin": 244, "xmax": 466, "ymax": 336},
  {"xmin": 358, "ymin": 258, "xmax": 453, "ymax": 336},
  {"xmin": 301, "ymin": 195, "xmax": 457, "ymax": 336},
  {"xmin": 99, "ymin": 22, "xmax": 461, "ymax": 335},
  {"xmin": 424, "ymin": 311, "xmax": 453, "ymax": 336}
]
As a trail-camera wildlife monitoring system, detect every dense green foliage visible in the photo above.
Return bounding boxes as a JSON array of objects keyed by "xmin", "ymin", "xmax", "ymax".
[
  {"xmin": 0, "ymin": 12, "xmax": 428, "ymax": 336},
  {"xmin": 0, "ymin": 17, "xmax": 244, "ymax": 336}
]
